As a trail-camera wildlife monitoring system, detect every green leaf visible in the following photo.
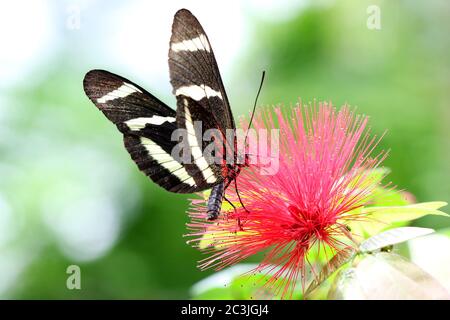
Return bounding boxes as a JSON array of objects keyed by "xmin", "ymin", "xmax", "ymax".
[
  {"xmin": 359, "ymin": 227, "xmax": 435, "ymax": 253},
  {"xmin": 371, "ymin": 188, "xmax": 411, "ymax": 207},
  {"xmin": 362, "ymin": 202, "xmax": 448, "ymax": 224},
  {"xmin": 348, "ymin": 202, "xmax": 448, "ymax": 239}
]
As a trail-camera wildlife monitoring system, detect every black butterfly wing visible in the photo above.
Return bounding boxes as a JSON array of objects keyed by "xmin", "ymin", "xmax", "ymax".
[
  {"xmin": 169, "ymin": 9, "xmax": 235, "ymax": 131},
  {"xmin": 169, "ymin": 9, "xmax": 236, "ymax": 184},
  {"xmin": 83, "ymin": 69, "xmax": 218, "ymax": 193}
]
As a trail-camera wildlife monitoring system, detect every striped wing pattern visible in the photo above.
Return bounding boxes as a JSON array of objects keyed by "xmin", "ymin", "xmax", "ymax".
[
  {"xmin": 169, "ymin": 9, "xmax": 236, "ymax": 169},
  {"xmin": 83, "ymin": 9, "xmax": 237, "ymax": 220},
  {"xmin": 83, "ymin": 70, "xmax": 221, "ymax": 193}
]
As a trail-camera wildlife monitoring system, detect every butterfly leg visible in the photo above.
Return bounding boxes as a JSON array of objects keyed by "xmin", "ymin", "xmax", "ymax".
[
  {"xmin": 233, "ymin": 170, "xmax": 249, "ymax": 214},
  {"xmin": 223, "ymin": 195, "xmax": 245, "ymax": 232},
  {"xmin": 223, "ymin": 195, "xmax": 236, "ymax": 214}
]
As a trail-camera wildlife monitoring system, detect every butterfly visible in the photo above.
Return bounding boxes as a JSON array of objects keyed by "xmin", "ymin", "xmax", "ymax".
[{"xmin": 83, "ymin": 9, "xmax": 254, "ymax": 220}]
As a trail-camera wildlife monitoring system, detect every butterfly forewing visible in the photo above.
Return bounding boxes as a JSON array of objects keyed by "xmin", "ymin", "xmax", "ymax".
[
  {"xmin": 169, "ymin": 9, "xmax": 236, "ymax": 169},
  {"xmin": 83, "ymin": 69, "xmax": 216, "ymax": 193}
]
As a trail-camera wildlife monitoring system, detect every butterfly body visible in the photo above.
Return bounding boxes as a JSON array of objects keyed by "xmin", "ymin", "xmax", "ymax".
[{"xmin": 83, "ymin": 9, "xmax": 240, "ymax": 219}]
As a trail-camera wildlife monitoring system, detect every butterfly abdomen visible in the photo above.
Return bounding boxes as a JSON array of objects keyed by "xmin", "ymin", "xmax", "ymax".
[{"xmin": 206, "ymin": 182, "xmax": 225, "ymax": 220}]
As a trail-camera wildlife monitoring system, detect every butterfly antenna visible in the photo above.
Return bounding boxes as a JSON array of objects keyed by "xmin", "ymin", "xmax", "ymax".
[
  {"xmin": 235, "ymin": 178, "xmax": 249, "ymax": 214},
  {"xmin": 232, "ymin": 71, "xmax": 266, "ymax": 223},
  {"xmin": 244, "ymin": 70, "xmax": 266, "ymax": 145}
]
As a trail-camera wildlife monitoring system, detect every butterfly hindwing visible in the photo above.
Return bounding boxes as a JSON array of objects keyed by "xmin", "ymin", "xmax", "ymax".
[
  {"xmin": 176, "ymin": 96, "xmax": 224, "ymax": 186},
  {"xmin": 83, "ymin": 69, "xmax": 218, "ymax": 193}
]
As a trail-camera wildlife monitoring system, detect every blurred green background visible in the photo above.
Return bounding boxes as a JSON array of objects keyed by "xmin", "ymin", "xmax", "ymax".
[{"xmin": 0, "ymin": 0, "xmax": 449, "ymax": 299}]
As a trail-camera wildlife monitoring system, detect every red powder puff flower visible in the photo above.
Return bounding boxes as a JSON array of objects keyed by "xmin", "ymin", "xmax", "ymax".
[{"xmin": 186, "ymin": 101, "xmax": 388, "ymax": 299}]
